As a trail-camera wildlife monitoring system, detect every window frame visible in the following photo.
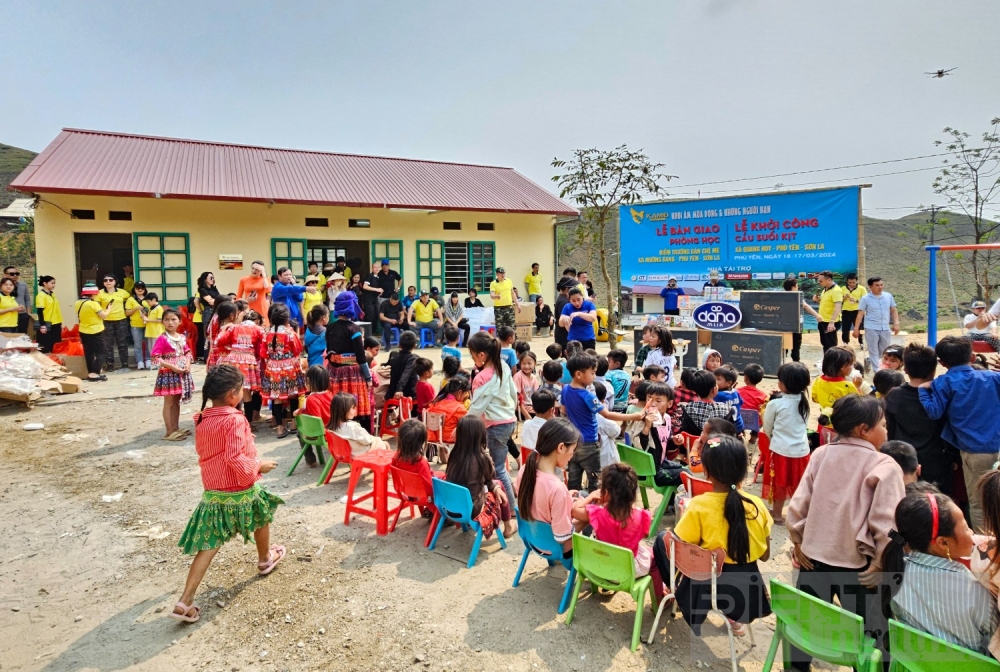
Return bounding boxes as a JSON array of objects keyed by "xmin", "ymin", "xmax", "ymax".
[
  {"xmin": 132, "ymin": 232, "xmax": 191, "ymax": 306},
  {"xmin": 271, "ymin": 238, "xmax": 308, "ymax": 278},
  {"xmin": 416, "ymin": 240, "xmax": 445, "ymax": 292}
]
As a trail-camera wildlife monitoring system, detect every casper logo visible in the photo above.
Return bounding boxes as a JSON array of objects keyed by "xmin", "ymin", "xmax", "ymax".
[
  {"xmin": 753, "ymin": 303, "xmax": 781, "ymax": 312},
  {"xmin": 732, "ymin": 344, "xmax": 763, "ymax": 354}
]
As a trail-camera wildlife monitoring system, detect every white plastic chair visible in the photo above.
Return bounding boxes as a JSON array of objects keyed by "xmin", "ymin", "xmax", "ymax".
[
  {"xmin": 423, "ymin": 410, "xmax": 452, "ymax": 463},
  {"xmin": 647, "ymin": 533, "xmax": 755, "ymax": 672}
]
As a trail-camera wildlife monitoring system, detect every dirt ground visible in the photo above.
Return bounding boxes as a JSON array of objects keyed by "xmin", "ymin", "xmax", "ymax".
[{"xmin": 1, "ymin": 330, "xmax": 936, "ymax": 672}]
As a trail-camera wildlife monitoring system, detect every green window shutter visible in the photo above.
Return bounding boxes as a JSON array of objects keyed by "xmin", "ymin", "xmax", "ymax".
[
  {"xmin": 133, "ymin": 232, "xmax": 191, "ymax": 306},
  {"xmin": 271, "ymin": 238, "xmax": 308, "ymax": 278},
  {"xmin": 468, "ymin": 241, "xmax": 495, "ymax": 293},
  {"xmin": 416, "ymin": 240, "xmax": 444, "ymax": 292},
  {"xmin": 371, "ymin": 240, "xmax": 404, "ymax": 284}
]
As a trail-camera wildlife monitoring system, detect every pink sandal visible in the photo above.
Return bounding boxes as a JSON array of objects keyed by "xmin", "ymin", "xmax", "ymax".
[
  {"xmin": 168, "ymin": 601, "xmax": 201, "ymax": 623},
  {"xmin": 258, "ymin": 545, "xmax": 287, "ymax": 576}
]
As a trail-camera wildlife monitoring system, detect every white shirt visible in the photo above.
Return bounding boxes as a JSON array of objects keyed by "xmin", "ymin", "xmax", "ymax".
[
  {"xmin": 519, "ymin": 417, "xmax": 547, "ymax": 450},
  {"xmin": 761, "ymin": 393, "xmax": 810, "ymax": 458},
  {"xmin": 990, "ymin": 299, "xmax": 1000, "ymax": 318},
  {"xmin": 597, "ymin": 415, "xmax": 622, "ymax": 468},
  {"xmin": 965, "ymin": 313, "xmax": 995, "ymax": 335},
  {"xmin": 643, "ymin": 349, "xmax": 677, "ymax": 387}
]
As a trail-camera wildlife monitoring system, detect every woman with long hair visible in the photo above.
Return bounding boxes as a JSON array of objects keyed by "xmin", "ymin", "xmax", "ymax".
[
  {"xmin": 34, "ymin": 275, "xmax": 63, "ymax": 353},
  {"xmin": 97, "ymin": 273, "xmax": 132, "ymax": 371},
  {"xmin": 442, "ymin": 292, "xmax": 470, "ymax": 346},
  {"xmin": 127, "ymin": 281, "xmax": 150, "ymax": 368},
  {"xmin": 446, "ymin": 415, "xmax": 515, "ymax": 539},
  {"xmin": 197, "ymin": 272, "xmax": 222, "ymax": 354}
]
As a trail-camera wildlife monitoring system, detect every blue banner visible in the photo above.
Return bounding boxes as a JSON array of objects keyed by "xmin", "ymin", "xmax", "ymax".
[{"xmin": 619, "ymin": 187, "xmax": 859, "ymax": 290}]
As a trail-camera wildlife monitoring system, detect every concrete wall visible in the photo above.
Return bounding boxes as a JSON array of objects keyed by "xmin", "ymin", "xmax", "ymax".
[{"xmin": 33, "ymin": 193, "xmax": 557, "ymax": 324}]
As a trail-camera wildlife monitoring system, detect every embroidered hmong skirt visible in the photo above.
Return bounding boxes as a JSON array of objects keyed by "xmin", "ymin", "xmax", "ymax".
[
  {"xmin": 762, "ymin": 451, "xmax": 810, "ymax": 503},
  {"xmin": 327, "ymin": 354, "xmax": 371, "ymax": 417},
  {"xmin": 261, "ymin": 351, "xmax": 305, "ymax": 401},
  {"xmin": 219, "ymin": 350, "xmax": 262, "ymax": 390},
  {"xmin": 154, "ymin": 368, "xmax": 195, "ymax": 402},
  {"xmin": 178, "ymin": 484, "xmax": 284, "ymax": 555}
]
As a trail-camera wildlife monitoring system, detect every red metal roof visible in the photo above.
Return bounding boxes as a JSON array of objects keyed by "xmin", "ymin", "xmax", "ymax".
[{"xmin": 10, "ymin": 129, "xmax": 577, "ymax": 216}]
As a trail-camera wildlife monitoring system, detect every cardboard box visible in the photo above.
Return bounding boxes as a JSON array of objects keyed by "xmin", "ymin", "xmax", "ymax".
[
  {"xmin": 57, "ymin": 376, "xmax": 83, "ymax": 394},
  {"xmin": 514, "ymin": 325, "xmax": 532, "ymax": 341},
  {"xmin": 515, "ymin": 303, "xmax": 534, "ymax": 326},
  {"xmin": 57, "ymin": 355, "xmax": 90, "ymax": 379}
]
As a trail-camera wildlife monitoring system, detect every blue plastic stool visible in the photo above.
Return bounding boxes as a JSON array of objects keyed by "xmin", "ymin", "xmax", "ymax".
[
  {"xmin": 457, "ymin": 331, "xmax": 465, "ymax": 346},
  {"xmin": 479, "ymin": 325, "xmax": 496, "ymax": 335},
  {"xmin": 419, "ymin": 328, "xmax": 436, "ymax": 349},
  {"xmin": 383, "ymin": 327, "xmax": 400, "ymax": 348}
]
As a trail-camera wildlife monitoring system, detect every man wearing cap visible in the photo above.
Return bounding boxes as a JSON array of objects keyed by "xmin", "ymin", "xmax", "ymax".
[
  {"xmin": 490, "ymin": 267, "xmax": 520, "ymax": 330},
  {"xmin": 524, "ymin": 263, "xmax": 543, "ymax": 303},
  {"xmin": 965, "ymin": 300, "xmax": 1000, "ymax": 352},
  {"xmin": 702, "ymin": 270, "xmax": 728, "ymax": 290},
  {"xmin": 377, "ymin": 259, "xmax": 400, "ymax": 299},
  {"xmin": 659, "ymin": 277, "xmax": 684, "ymax": 316},
  {"xmin": 408, "ymin": 289, "xmax": 442, "ymax": 344},
  {"xmin": 813, "ymin": 270, "xmax": 844, "ymax": 353},
  {"xmin": 852, "ymin": 276, "xmax": 898, "ymax": 371},
  {"xmin": 361, "ymin": 261, "xmax": 383, "ymax": 335},
  {"xmin": 429, "ymin": 286, "xmax": 441, "ymax": 304}
]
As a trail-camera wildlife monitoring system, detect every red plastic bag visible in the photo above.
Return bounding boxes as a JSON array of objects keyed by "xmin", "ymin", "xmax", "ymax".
[{"xmin": 53, "ymin": 341, "xmax": 84, "ymax": 356}]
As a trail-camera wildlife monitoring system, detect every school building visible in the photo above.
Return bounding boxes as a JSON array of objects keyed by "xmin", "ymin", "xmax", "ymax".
[{"xmin": 10, "ymin": 128, "xmax": 576, "ymax": 323}]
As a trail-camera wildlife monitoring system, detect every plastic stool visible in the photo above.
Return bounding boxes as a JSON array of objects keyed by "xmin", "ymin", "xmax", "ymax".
[
  {"xmin": 383, "ymin": 327, "xmax": 400, "ymax": 347},
  {"xmin": 419, "ymin": 328, "xmax": 436, "ymax": 349},
  {"xmin": 457, "ymin": 331, "xmax": 464, "ymax": 346},
  {"xmin": 479, "ymin": 325, "xmax": 496, "ymax": 335}
]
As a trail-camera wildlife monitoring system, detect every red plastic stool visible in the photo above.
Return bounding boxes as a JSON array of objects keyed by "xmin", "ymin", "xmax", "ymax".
[
  {"xmin": 343, "ymin": 448, "xmax": 405, "ymax": 535},
  {"xmin": 479, "ymin": 325, "xmax": 496, "ymax": 335},
  {"xmin": 378, "ymin": 397, "xmax": 413, "ymax": 438},
  {"xmin": 972, "ymin": 340, "xmax": 997, "ymax": 354}
]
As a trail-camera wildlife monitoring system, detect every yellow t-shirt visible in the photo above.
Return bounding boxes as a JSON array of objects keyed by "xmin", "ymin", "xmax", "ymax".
[
  {"xmin": 818, "ymin": 284, "xmax": 844, "ymax": 322},
  {"xmin": 842, "ymin": 286, "xmax": 865, "ymax": 312},
  {"xmin": 524, "ymin": 272, "xmax": 543, "ymax": 296},
  {"xmin": 35, "ymin": 290, "xmax": 63, "ymax": 326},
  {"xmin": 0, "ymin": 294, "xmax": 19, "ymax": 328},
  {"xmin": 490, "ymin": 279, "xmax": 514, "ymax": 306},
  {"xmin": 97, "ymin": 289, "xmax": 130, "ymax": 321},
  {"xmin": 412, "ymin": 299, "xmax": 439, "ymax": 323},
  {"xmin": 192, "ymin": 300, "xmax": 202, "ymax": 323},
  {"xmin": 302, "ymin": 289, "xmax": 324, "ymax": 315},
  {"xmin": 316, "ymin": 273, "xmax": 327, "ymax": 289},
  {"xmin": 123, "ymin": 277, "xmax": 135, "ymax": 294},
  {"xmin": 674, "ymin": 491, "xmax": 772, "ymax": 564},
  {"xmin": 127, "ymin": 297, "xmax": 148, "ymax": 328},
  {"xmin": 74, "ymin": 299, "xmax": 105, "ymax": 334},
  {"xmin": 810, "ymin": 376, "xmax": 859, "ymax": 408},
  {"xmin": 145, "ymin": 304, "xmax": 165, "ymax": 338}
]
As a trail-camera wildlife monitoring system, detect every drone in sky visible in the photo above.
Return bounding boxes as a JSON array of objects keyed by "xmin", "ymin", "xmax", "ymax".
[{"xmin": 925, "ymin": 68, "xmax": 957, "ymax": 78}]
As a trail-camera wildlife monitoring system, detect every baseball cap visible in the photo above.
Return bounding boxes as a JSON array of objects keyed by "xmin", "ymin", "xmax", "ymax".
[
  {"xmin": 81, "ymin": 284, "xmax": 99, "ymax": 296},
  {"xmin": 430, "ymin": 286, "xmax": 440, "ymax": 294},
  {"xmin": 420, "ymin": 289, "xmax": 429, "ymax": 296},
  {"xmin": 496, "ymin": 267, "xmax": 506, "ymax": 274},
  {"xmin": 972, "ymin": 300, "xmax": 987, "ymax": 309},
  {"xmin": 557, "ymin": 277, "xmax": 576, "ymax": 290},
  {"xmin": 709, "ymin": 270, "xmax": 720, "ymax": 279},
  {"xmin": 381, "ymin": 258, "xmax": 390, "ymax": 266},
  {"xmin": 668, "ymin": 276, "xmax": 677, "ymax": 282}
]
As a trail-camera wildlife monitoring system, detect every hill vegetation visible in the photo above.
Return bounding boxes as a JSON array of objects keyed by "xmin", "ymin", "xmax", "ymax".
[{"xmin": 0, "ymin": 143, "xmax": 37, "ymax": 209}]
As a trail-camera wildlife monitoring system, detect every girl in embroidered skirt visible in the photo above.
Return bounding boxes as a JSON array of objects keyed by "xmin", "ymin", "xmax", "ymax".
[
  {"xmin": 446, "ymin": 415, "xmax": 515, "ymax": 539},
  {"xmin": 203, "ymin": 297, "xmax": 233, "ymax": 371},
  {"xmin": 325, "ymin": 293, "xmax": 373, "ymax": 432},
  {"xmin": 761, "ymin": 362, "xmax": 812, "ymax": 524},
  {"xmin": 213, "ymin": 302, "xmax": 264, "ymax": 425},
  {"xmin": 652, "ymin": 435, "xmax": 772, "ymax": 637},
  {"xmin": 171, "ymin": 365, "xmax": 285, "ymax": 623},
  {"xmin": 260, "ymin": 303, "xmax": 305, "ymax": 439},
  {"xmin": 152, "ymin": 308, "xmax": 195, "ymax": 441}
]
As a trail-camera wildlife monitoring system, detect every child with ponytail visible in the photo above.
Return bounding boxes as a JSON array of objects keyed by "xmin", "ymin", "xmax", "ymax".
[
  {"xmin": 515, "ymin": 418, "xmax": 581, "ymax": 552},
  {"xmin": 761, "ymin": 362, "xmax": 812, "ymax": 523},
  {"xmin": 151, "ymin": 308, "xmax": 195, "ymax": 441},
  {"xmin": 653, "ymin": 435, "xmax": 772, "ymax": 637},
  {"xmin": 171, "ymin": 365, "xmax": 284, "ymax": 624},
  {"xmin": 573, "ymin": 463, "xmax": 653, "ymax": 576},
  {"xmin": 259, "ymin": 303, "xmax": 305, "ymax": 439},
  {"xmin": 881, "ymin": 490, "xmax": 993, "ymax": 655}
]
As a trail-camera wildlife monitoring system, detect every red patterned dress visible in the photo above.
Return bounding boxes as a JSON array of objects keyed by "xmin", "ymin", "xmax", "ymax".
[
  {"xmin": 258, "ymin": 326, "xmax": 305, "ymax": 401},
  {"xmin": 151, "ymin": 332, "xmax": 195, "ymax": 402},
  {"xmin": 204, "ymin": 314, "xmax": 223, "ymax": 371},
  {"xmin": 214, "ymin": 321, "xmax": 264, "ymax": 390}
]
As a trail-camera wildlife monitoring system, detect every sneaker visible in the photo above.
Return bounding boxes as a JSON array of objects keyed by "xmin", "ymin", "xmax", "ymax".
[
  {"xmin": 137, "ymin": 361, "xmax": 145, "ymax": 370},
  {"xmin": 145, "ymin": 360, "xmax": 154, "ymax": 370}
]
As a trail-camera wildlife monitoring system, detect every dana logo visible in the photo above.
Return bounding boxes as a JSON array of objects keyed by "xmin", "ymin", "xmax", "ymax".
[{"xmin": 692, "ymin": 302, "xmax": 742, "ymax": 331}]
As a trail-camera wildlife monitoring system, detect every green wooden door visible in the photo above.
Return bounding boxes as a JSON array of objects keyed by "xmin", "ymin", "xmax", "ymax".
[
  {"xmin": 468, "ymin": 241, "xmax": 496, "ymax": 293},
  {"xmin": 416, "ymin": 240, "xmax": 444, "ymax": 292},
  {"xmin": 371, "ymin": 239, "xmax": 404, "ymax": 285},
  {"xmin": 271, "ymin": 238, "xmax": 308, "ymax": 278},
  {"xmin": 133, "ymin": 232, "xmax": 191, "ymax": 305}
]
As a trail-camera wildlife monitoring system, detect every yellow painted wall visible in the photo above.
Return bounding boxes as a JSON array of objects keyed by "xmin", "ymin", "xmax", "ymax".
[{"xmin": 33, "ymin": 194, "xmax": 557, "ymax": 324}]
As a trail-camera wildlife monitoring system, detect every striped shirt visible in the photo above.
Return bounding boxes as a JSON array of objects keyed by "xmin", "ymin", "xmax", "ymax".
[
  {"xmin": 193, "ymin": 406, "xmax": 260, "ymax": 492},
  {"xmin": 892, "ymin": 550, "xmax": 998, "ymax": 655}
]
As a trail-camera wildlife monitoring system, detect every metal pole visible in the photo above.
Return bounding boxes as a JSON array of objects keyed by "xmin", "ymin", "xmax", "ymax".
[{"xmin": 927, "ymin": 245, "xmax": 940, "ymax": 346}]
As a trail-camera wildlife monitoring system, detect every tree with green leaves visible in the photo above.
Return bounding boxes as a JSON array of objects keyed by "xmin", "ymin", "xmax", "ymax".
[
  {"xmin": 932, "ymin": 117, "xmax": 1000, "ymax": 302},
  {"xmin": 552, "ymin": 146, "xmax": 672, "ymax": 331}
]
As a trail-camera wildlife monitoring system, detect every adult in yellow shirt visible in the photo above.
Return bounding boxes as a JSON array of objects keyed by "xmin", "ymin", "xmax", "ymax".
[
  {"xmin": 35, "ymin": 275, "xmax": 63, "ymax": 353},
  {"xmin": 75, "ymin": 284, "xmax": 111, "ymax": 381},
  {"xmin": 811, "ymin": 270, "xmax": 843, "ymax": 353},
  {"xmin": 489, "ymin": 267, "xmax": 521, "ymax": 329},
  {"xmin": 839, "ymin": 272, "xmax": 866, "ymax": 347},
  {"xmin": 127, "ymin": 282, "xmax": 151, "ymax": 367},
  {"xmin": 0, "ymin": 276, "xmax": 24, "ymax": 332},
  {"xmin": 97, "ymin": 274, "xmax": 133, "ymax": 371},
  {"xmin": 524, "ymin": 263, "xmax": 543, "ymax": 302},
  {"xmin": 302, "ymin": 275, "xmax": 325, "ymax": 316},
  {"xmin": 407, "ymin": 289, "xmax": 442, "ymax": 343}
]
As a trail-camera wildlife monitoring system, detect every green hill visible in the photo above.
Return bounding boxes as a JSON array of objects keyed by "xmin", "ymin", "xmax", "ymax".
[{"xmin": 0, "ymin": 143, "xmax": 37, "ymax": 209}]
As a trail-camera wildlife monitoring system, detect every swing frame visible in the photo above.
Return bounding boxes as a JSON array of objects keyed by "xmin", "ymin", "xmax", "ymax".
[{"xmin": 925, "ymin": 243, "xmax": 1000, "ymax": 345}]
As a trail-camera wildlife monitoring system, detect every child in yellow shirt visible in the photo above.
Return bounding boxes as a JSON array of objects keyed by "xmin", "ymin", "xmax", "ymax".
[
  {"xmin": 143, "ymin": 293, "xmax": 165, "ymax": 370},
  {"xmin": 811, "ymin": 346, "xmax": 859, "ymax": 409}
]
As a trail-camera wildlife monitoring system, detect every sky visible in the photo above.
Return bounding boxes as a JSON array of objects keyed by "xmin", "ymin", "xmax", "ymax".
[{"xmin": 2, "ymin": 0, "xmax": 997, "ymax": 217}]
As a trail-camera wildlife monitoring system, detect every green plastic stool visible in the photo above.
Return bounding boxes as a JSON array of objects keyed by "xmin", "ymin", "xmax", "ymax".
[
  {"xmin": 564, "ymin": 533, "xmax": 657, "ymax": 652},
  {"xmin": 616, "ymin": 442, "xmax": 678, "ymax": 539},
  {"xmin": 287, "ymin": 414, "xmax": 327, "ymax": 477},
  {"xmin": 762, "ymin": 579, "xmax": 881, "ymax": 672},
  {"xmin": 888, "ymin": 618, "xmax": 1000, "ymax": 672}
]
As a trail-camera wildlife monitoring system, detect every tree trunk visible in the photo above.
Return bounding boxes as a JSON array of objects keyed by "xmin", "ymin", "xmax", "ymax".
[{"xmin": 598, "ymin": 216, "xmax": 616, "ymax": 334}]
